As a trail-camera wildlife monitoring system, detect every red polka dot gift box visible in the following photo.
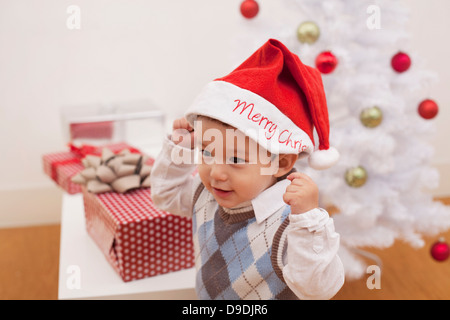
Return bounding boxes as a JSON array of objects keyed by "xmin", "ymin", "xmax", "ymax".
[
  {"xmin": 42, "ymin": 149, "xmax": 84, "ymax": 194},
  {"xmin": 82, "ymin": 187, "xmax": 195, "ymax": 282},
  {"xmin": 42, "ymin": 142, "xmax": 140, "ymax": 194}
]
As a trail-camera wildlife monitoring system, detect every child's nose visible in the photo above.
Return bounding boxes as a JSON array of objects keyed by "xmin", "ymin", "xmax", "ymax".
[{"xmin": 210, "ymin": 164, "xmax": 228, "ymax": 181}]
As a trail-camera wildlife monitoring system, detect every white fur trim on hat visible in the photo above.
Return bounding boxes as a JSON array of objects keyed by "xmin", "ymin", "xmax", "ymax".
[{"xmin": 185, "ymin": 81, "xmax": 314, "ymax": 156}]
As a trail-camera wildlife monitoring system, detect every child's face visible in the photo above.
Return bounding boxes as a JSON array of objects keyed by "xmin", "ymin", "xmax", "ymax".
[{"xmin": 195, "ymin": 117, "xmax": 277, "ymax": 209}]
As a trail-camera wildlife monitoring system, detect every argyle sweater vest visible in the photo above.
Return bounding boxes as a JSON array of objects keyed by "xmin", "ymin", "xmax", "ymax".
[{"xmin": 192, "ymin": 184, "xmax": 298, "ymax": 300}]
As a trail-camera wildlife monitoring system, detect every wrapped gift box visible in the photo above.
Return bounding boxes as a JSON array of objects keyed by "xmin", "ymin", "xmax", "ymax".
[
  {"xmin": 61, "ymin": 100, "xmax": 166, "ymax": 150},
  {"xmin": 42, "ymin": 150, "xmax": 84, "ymax": 194},
  {"xmin": 82, "ymin": 187, "xmax": 195, "ymax": 282},
  {"xmin": 42, "ymin": 142, "xmax": 140, "ymax": 194},
  {"xmin": 70, "ymin": 121, "xmax": 114, "ymax": 140}
]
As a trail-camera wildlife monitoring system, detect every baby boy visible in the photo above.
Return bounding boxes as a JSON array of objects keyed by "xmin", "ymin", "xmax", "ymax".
[{"xmin": 150, "ymin": 39, "xmax": 344, "ymax": 300}]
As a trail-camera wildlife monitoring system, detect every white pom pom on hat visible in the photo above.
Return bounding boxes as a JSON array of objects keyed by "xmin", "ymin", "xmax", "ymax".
[{"xmin": 308, "ymin": 146, "xmax": 340, "ymax": 170}]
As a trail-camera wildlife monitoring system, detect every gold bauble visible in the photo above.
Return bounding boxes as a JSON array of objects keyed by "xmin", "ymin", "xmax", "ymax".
[
  {"xmin": 296, "ymin": 21, "xmax": 320, "ymax": 44},
  {"xmin": 360, "ymin": 106, "xmax": 383, "ymax": 128},
  {"xmin": 345, "ymin": 166, "xmax": 368, "ymax": 188}
]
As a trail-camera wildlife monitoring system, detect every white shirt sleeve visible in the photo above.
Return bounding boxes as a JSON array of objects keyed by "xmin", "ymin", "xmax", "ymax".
[
  {"xmin": 150, "ymin": 136, "xmax": 200, "ymax": 218},
  {"xmin": 282, "ymin": 208, "xmax": 345, "ymax": 300}
]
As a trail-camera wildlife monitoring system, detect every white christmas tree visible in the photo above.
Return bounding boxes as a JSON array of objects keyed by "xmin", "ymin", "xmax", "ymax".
[{"xmin": 236, "ymin": 0, "xmax": 450, "ymax": 279}]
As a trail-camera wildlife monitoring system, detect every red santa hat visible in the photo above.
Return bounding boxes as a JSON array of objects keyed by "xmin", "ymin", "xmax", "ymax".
[{"xmin": 185, "ymin": 39, "xmax": 339, "ymax": 170}]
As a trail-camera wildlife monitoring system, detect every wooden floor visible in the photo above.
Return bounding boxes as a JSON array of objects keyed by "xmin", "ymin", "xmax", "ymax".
[
  {"xmin": 0, "ymin": 224, "xmax": 60, "ymax": 300},
  {"xmin": 1, "ymin": 199, "xmax": 450, "ymax": 300}
]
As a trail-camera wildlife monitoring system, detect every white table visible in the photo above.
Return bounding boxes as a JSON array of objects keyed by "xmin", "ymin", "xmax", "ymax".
[{"xmin": 58, "ymin": 193, "xmax": 196, "ymax": 300}]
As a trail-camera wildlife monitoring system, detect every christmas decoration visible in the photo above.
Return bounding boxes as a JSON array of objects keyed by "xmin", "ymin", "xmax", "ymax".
[
  {"xmin": 391, "ymin": 51, "xmax": 411, "ymax": 73},
  {"xmin": 430, "ymin": 238, "xmax": 450, "ymax": 262},
  {"xmin": 238, "ymin": 0, "xmax": 450, "ymax": 280},
  {"xmin": 296, "ymin": 21, "xmax": 320, "ymax": 44},
  {"xmin": 418, "ymin": 99, "xmax": 439, "ymax": 119},
  {"xmin": 315, "ymin": 51, "xmax": 338, "ymax": 74},
  {"xmin": 345, "ymin": 166, "xmax": 367, "ymax": 188},
  {"xmin": 240, "ymin": 0, "xmax": 259, "ymax": 19},
  {"xmin": 83, "ymin": 187, "xmax": 194, "ymax": 282},
  {"xmin": 42, "ymin": 142, "xmax": 140, "ymax": 194},
  {"xmin": 360, "ymin": 106, "xmax": 383, "ymax": 128},
  {"xmin": 71, "ymin": 147, "xmax": 153, "ymax": 194}
]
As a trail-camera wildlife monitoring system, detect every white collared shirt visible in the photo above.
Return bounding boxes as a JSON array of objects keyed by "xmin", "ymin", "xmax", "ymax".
[
  {"xmin": 150, "ymin": 137, "xmax": 345, "ymax": 299},
  {"xmin": 252, "ymin": 179, "xmax": 290, "ymax": 224}
]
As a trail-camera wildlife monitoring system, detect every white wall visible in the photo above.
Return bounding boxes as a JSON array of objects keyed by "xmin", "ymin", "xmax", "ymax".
[
  {"xmin": 1, "ymin": 0, "xmax": 449, "ymax": 227},
  {"xmin": 0, "ymin": 0, "xmax": 243, "ymax": 189},
  {"xmin": 405, "ymin": 1, "xmax": 450, "ymax": 197}
]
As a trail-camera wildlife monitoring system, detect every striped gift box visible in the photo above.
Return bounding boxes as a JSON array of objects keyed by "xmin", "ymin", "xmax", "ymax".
[{"xmin": 82, "ymin": 187, "xmax": 195, "ymax": 282}]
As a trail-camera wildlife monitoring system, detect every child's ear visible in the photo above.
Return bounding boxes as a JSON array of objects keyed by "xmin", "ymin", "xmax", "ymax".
[{"xmin": 274, "ymin": 154, "xmax": 298, "ymax": 178}]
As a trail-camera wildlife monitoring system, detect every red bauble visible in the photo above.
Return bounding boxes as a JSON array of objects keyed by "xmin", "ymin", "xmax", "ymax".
[
  {"xmin": 240, "ymin": 0, "xmax": 259, "ymax": 19},
  {"xmin": 430, "ymin": 239, "xmax": 450, "ymax": 262},
  {"xmin": 391, "ymin": 51, "xmax": 411, "ymax": 73},
  {"xmin": 315, "ymin": 51, "xmax": 338, "ymax": 74},
  {"xmin": 418, "ymin": 99, "xmax": 439, "ymax": 119}
]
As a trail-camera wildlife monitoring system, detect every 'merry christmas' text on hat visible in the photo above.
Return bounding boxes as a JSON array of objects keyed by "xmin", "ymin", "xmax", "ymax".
[{"xmin": 185, "ymin": 39, "xmax": 339, "ymax": 170}]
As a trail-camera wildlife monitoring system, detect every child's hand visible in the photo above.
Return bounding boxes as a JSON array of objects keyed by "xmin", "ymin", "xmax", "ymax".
[
  {"xmin": 283, "ymin": 172, "xmax": 319, "ymax": 214},
  {"xmin": 172, "ymin": 117, "xmax": 195, "ymax": 149}
]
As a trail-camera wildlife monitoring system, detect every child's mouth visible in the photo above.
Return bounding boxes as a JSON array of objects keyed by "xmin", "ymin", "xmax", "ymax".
[{"xmin": 212, "ymin": 187, "xmax": 233, "ymax": 198}]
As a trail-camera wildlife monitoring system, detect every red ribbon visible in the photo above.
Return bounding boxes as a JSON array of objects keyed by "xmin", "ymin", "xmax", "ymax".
[
  {"xmin": 50, "ymin": 158, "xmax": 83, "ymax": 181},
  {"xmin": 68, "ymin": 143, "xmax": 141, "ymax": 157}
]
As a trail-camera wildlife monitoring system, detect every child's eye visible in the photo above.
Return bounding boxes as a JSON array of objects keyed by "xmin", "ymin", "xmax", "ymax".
[
  {"xmin": 201, "ymin": 149, "xmax": 212, "ymax": 158},
  {"xmin": 229, "ymin": 156, "xmax": 246, "ymax": 164}
]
